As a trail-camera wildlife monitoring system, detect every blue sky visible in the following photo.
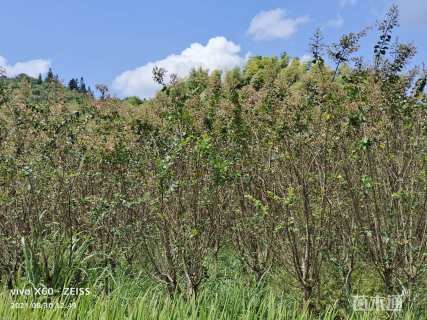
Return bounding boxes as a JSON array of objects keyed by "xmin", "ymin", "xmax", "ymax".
[{"xmin": 1, "ymin": 0, "xmax": 426, "ymax": 98}]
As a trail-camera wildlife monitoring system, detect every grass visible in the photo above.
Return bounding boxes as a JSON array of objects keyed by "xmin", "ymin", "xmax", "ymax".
[
  {"xmin": 0, "ymin": 280, "xmax": 424, "ymax": 320},
  {"xmin": 1, "ymin": 242, "xmax": 425, "ymax": 319}
]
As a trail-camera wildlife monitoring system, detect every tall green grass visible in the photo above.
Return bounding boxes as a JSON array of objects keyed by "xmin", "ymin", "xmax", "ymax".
[
  {"xmin": 2, "ymin": 241, "xmax": 425, "ymax": 319},
  {"xmin": 1, "ymin": 281, "xmax": 423, "ymax": 320}
]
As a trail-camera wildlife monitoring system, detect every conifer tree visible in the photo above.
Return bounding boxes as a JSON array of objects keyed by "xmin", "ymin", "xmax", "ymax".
[
  {"xmin": 79, "ymin": 77, "xmax": 86, "ymax": 93},
  {"xmin": 68, "ymin": 78, "xmax": 78, "ymax": 91},
  {"xmin": 45, "ymin": 68, "xmax": 54, "ymax": 82}
]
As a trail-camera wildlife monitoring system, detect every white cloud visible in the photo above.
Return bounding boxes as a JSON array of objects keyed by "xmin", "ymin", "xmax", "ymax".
[
  {"xmin": 300, "ymin": 54, "xmax": 313, "ymax": 63},
  {"xmin": 113, "ymin": 36, "xmax": 244, "ymax": 98},
  {"xmin": 0, "ymin": 56, "xmax": 50, "ymax": 78},
  {"xmin": 396, "ymin": 0, "xmax": 427, "ymax": 25},
  {"xmin": 247, "ymin": 9, "xmax": 310, "ymax": 41},
  {"xmin": 325, "ymin": 14, "xmax": 344, "ymax": 28},
  {"xmin": 339, "ymin": 0, "xmax": 357, "ymax": 6}
]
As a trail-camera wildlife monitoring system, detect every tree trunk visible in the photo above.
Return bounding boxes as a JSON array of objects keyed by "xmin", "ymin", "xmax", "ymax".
[
  {"xmin": 302, "ymin": 285, "xmax": 315, "ymax": 312},
  {"xmin": 383, "ymin": 268, "xmax": 394, "ymax": 294},
  {"xmin": 186, "ymin": 278, "xmax": 199, "ymax": 298},
  {"xmin": 343, "ymin": 267, "xmax": 353, "ymax": 297}
]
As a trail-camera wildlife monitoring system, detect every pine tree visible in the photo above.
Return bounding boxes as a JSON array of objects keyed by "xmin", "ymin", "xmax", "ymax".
[
  {"xmin": 68, "ymin": 78, "xmax": 79, "ymax": 91},
  {"xmin": 45, "ymin": 68, "xmax": 54, "ymax": 82},
  {"xmin": 79, "ymin": 77, "xmax": 87, "ymax": 93},
  {"xmin": 37, "ymin": 73, "xmax": 43, "ymax": 84}
]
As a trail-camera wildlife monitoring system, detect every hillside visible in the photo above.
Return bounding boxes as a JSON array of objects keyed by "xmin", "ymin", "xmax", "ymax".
[{"xmin": 1, "ymin": 7, "xmax": 427, "ymax": 320}]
